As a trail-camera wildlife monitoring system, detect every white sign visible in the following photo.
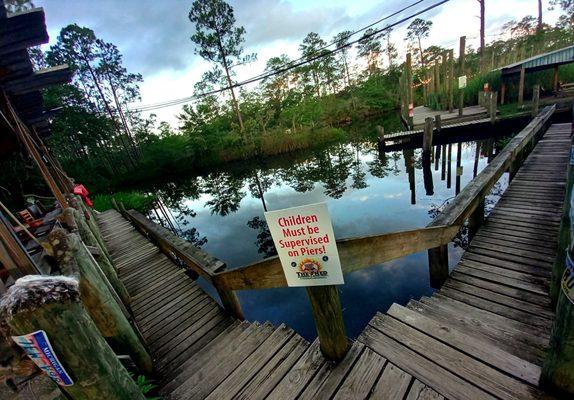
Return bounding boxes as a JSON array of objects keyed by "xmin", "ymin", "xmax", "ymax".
[
  {"xmin": 265, "ymin": 203, "xmax": 344, "ymax": 287},
  {"xmin": 458, "ymin": 75, "xmax": 467, "ymax": 89},
  {"xmin": 12, "ymin": 330, "xmax": 74, "ymax": 386}
]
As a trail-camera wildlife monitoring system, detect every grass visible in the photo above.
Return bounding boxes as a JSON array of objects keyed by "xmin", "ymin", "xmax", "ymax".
[{"xmin": 93, "ymin": 191, "xmax": 156, "ymax": 213}]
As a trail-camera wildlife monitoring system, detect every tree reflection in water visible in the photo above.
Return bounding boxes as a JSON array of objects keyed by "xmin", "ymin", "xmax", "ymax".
[{"xmin": 246, "ymin": 216, "xmax": 277, "ymax": 258}]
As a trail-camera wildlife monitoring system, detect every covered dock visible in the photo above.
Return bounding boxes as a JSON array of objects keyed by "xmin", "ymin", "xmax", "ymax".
[{"xmin": 500, "ymin": 45, "xmax": 574, "ymax": 104}]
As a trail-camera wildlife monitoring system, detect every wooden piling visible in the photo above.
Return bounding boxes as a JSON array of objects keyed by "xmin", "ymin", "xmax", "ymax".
[
  {"xmin": 306, "ymin": 285, "xmax": 349, "ymax": 361},
  {"xmin": 216, "ymin": 287, "xmax": 245, "ymax": 320},
  {"xmin": 0, "ymin": 276, "xmax": 145, "ymax": 399},
  {"xmin": 447, "ymin": 143, "xmax": 452, "ymax": 189},
  {"xmin": 501, "ymin": 83, "xmax": 506, "ymax": 105},
  {"xmin": 377, "ymin": 126, "xmax": 385, "ymax": 147},
  {"xmin": 553, "ymin": 65, "xmax": 559, "ymax": 93},
  {"xmin": 490, "ymin": 91, "xmax": 497, "ymax": 125},
  {"xmin": 406, "ymin": 53, "xmax": 414, "ymax": 128},
  {"xmin": 428, "ymin": 245, "xmax": 449, "ymax": 289},
  {"xmin": 448, "ymin": 49, "xmax": 454, "ymax": 112},
  {"xmin": 532, "ymin": 84, "xmax": 540, "ymax": 117},
  {"xmin": 64, "ymin": 208, "xmax": 131, "ymax": 307},
  {"xmin": 455, "ymin": 142, "xmax": 462, "ymax": 195},
  {"xmin": 458, "ymin": 36, "xmax": 466, "ymax": 117},
  {"xmin": 423, "ymin": 118, "xmax": 434, "ymax": 154},
  {"xmin": 467, "ymin": 199, "xmax": 485, "ymax": 239},
  {"xmin": 518, "ymin": 67, "xmax": 526, "ymax": 105},
  {"xmin": 48, "ymin": 229, "xmax": 153, "ymax": 375},
  {"xmin": 435, "ymin": 114, "xmax": 442, "ymax": 132}
]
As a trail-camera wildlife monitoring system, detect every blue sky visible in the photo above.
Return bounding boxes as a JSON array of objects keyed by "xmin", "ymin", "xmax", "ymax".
[{"xmin": 34, "ymin": 0, "xmax": 561, "ymax": 124}]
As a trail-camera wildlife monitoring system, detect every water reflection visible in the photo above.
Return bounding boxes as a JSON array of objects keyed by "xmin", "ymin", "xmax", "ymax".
[{"xmin": 145, "ymin": 136, "xmax": 505, "ymax": 339}]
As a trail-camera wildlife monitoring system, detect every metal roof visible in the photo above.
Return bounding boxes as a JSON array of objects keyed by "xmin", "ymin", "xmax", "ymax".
[{"xmin": 500, "ymin": 45, "xmax": 574, "ymax": 76}]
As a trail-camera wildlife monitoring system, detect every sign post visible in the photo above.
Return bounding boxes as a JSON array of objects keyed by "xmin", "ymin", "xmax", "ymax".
[{"xmin": 265, "ymin": 203, "xmax": 348, "ymax": 360}]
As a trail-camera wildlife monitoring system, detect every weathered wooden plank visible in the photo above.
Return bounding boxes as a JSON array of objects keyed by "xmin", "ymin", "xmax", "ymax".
[
  {"xmin": 450, "ymin": 272, "xmax": 551, "ymax": 307},
  {"xmin": 388, "ymin": 304, "xmax": 541, "ymax": 385},
  {"xmin": 332, "ymin": 347, "xmax": 386, "ymax": 400},
  {"xmin": 233, "ymin": 335, "xmax": 309, "ymax": 400},
  {"xmin": 358, "ymin": 325, "xmax": 496, "ymax": 400},
  {"xmin": 205, "ymin": 324, "xmax": 294, "ymax": 400},
  {"xmin": 406, "ymin": 380, "xmax": 444, "ymax": 400},
  {"xmin": 457, "ymin": 260, "xmax": 549, "ymax": 290},
  {"xmin": 266, "ymin": 339, "xmax": 326, "ymax": 400},
  {"xmin": 298, "ymin": 341, "xmax": 365, "ymax": 400},
  {"xmin": 439, "ymin": 286, "xmax": 553, "ymax": 330},
  {"xmin": 160, "ymin": 321, "xmax": 248, "ymax": 388},
  {"xmin": 407, "ymin": 299, "xmax": 545, "ymax": 365},
  {"xmin": 373, "ymin": 314, "xmax": 546, "ymax": 400},
  {"xmin": 369, "ymin": 363, "xmax": 412, "ymax": 400},
  {"xmin": 168, "ymin": 324, "xmax": 273, "ymax": 400}
]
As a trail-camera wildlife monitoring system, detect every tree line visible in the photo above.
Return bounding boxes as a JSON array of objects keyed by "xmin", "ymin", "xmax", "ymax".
[{"xmin": 2, "ymin": 0, "xmax": 574, "ymax": 199}]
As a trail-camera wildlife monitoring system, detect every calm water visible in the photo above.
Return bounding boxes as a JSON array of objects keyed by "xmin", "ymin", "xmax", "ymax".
[{"xmin": 148, "ymin": 125, "xmax": 510, "ymax": 340}]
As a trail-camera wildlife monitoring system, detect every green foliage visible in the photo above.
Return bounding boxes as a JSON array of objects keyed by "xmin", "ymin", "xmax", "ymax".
[{"xmin": 92, "ymin": 192, "xmax": 156, "ymax": 213}]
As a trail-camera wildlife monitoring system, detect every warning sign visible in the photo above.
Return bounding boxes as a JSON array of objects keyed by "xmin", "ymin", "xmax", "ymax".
[{"xmin": 265, "ymin": 203, "xmax": 344, "ymax": 287}]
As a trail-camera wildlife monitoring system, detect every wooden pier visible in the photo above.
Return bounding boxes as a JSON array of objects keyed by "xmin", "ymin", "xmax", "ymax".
[{"xmin": 93, "ymin": 110, "xmax": 570, "ymax": 398}]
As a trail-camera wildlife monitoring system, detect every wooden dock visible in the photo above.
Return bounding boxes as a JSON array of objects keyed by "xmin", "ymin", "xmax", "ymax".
[
  {"xmin": 412, "ymin": 105, "xmax": 488, "ymax": 127},
  {"xmin": 96, "ymin": 122, "xmax": 569, "ymax": 399}
]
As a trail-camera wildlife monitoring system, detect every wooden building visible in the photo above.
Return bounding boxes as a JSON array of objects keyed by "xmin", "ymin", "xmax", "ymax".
[{"xmin": 0, "ymin": 1, "xmax": 73, "ymax": 288}]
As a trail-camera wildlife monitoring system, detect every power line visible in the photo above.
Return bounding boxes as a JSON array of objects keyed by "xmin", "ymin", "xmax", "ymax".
[{"xmin": 130, "ymin": 0, "xmax": 451, "ymax": 112}]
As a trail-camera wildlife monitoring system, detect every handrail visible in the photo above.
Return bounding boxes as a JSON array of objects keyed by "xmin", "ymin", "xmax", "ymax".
[
  {"xmin": 429, "ymin": 104, "xmax": 555, "ymax": 228},
  {"xmin": 122, "ymin": 209, "xmax": 225, "ymax": 282},
  {"xmin": 212, "ymin": 225, "xmax": 460, "ymax": 291}
]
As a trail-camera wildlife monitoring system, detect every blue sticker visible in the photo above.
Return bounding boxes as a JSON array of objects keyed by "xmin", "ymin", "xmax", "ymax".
[
  {"xmin": 12, "ymin": 330, "xmax": 74, "ymax": 386},
  {"xmin": 562, "ymin": 253, "xmax": 574, "ymax": 305}
]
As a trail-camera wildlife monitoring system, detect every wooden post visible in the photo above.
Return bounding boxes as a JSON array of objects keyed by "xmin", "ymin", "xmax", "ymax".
[
  {"xmin": 65, "ymin": 208, "xmax": 131, "ymax": 307},
  {"xmin": 447, "ymin": 143, "xmax": 452, "ymax": 189},
  {"xmin": 306, "ymin": 285, "xmax": 348, "ymax": 361},
  {"xmin": 532, "ymin": 84, "xmax": 540, "ymax": 117},
  {"xmin": 458, "ymin": 36, "xmax": 466, "ymax": 117},
  {"xmin": 428, "ymin": 245, "xmax": 449, "ymax": 289},
  {"xmin": 490, "ymin": 91, "xmax": 497, "ymax": 125},
  {"xmin": 377, "ymin": 125, "xmax": 385, "ymax": 148},
  {"xmin": 47, "ymin": 229, "xmax": 153, "ymax": 375},
  {"xmin": 448, "ymin": 49, "xmax": 454, "ymax": 112},
  {"xmin": 435, "ymin": 114, "xmax": 442, "ymax": 132},
  {"xmin": 423, "ymin": 117, "xmax": 434, "ymax": 154},
  {"xmin": 216, "ymin": 287, "xmax": 244, "ymax": 320},
  {"xmin": 542, "ymin": 157, "xmax": 574, "ymax": 395},
  {"xmin": 518, "ymin": 67, "xmax": 526, "ymax": 105},
  {"xmin": 406, "ymin": 53, "xmax": 414, "ymax": 128},
  {"xmin": 467, "ymin": 199, "xmax": 485, "ymax": 239},
  {"xmin": 434, "ymin": 144, "xmax": 441, "ymax": 171},
  {"xmin": 501, "ymin": 83, "xmax": 506, "ymax": 105},
  {"xmin": 455, "ymin": 142, "xmax": 462, "ymax": 195},
  {"xmin": 1, "ymin": 276, "xmax": 145, "ymax": 399},
  {"xmin": 553, "ymin": 65, "xmax": 559, "ymax": 93},
  {"xmin": 441, "ymin": 144, "xmax": 447, "ymax": 181}
]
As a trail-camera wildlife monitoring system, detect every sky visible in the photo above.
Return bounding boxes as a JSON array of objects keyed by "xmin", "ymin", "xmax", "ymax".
[{"xmin": 34, "ymin": 0, "xmax": 562, "ymax": 125}]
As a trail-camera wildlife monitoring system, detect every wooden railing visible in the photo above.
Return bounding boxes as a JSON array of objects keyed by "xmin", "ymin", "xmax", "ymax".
[{"xmin": 115, "ymin": 105, "xmax": 556, "ymax": 361}]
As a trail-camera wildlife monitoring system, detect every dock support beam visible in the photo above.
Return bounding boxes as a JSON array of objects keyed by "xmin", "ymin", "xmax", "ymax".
[
  {"xmin": 490, "ymin": 91, "xmax": 497, "ymax": 125},
  {"xmin": 468, "ymin": 199, "xmax": 485, "ymax": 239},
  {"xmin": 458, "ymin": 36, "xmax": 466, "ymax": 117},
  {"xmin": 532, "ymin": 84, "xmax": 540, "ymax": 117},
  {"xmin": 428, "ymin": 245, "xmax": 449, "ymax": 289},
  {"xmin": 518, "ymin": 67, "xmax": 526, "ymax": 105},
  {"xmin": 306, "ymin": 285, "xmax": 349, "ymax": 361},
  {"xmin": 423, "ymin": 117, "xmax": 434, "ymax": 154}
]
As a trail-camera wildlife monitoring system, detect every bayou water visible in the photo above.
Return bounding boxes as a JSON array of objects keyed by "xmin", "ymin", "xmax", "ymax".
[{"xmin": 147, "ymin": 118, "xmax": 513, "ymax": 340}]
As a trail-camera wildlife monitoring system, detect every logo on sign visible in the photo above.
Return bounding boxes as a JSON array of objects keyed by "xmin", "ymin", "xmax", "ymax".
[
  {"xmin": 297, "ymin": 258, "xmax": 328, "ymax": 279},
  {"xmin": 12, "ymin": 330, "xmax": 73, "ymax": 386}
]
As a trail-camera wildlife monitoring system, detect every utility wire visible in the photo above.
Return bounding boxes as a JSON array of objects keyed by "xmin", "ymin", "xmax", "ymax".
[{"xmin": 129, "ymin": 0, "xmax": 451, "ymax": 112}]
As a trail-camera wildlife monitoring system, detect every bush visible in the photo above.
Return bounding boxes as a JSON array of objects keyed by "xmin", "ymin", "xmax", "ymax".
[{"xmin": 93, "ymin": 191, "xmax": 156, "ymax": 213}]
